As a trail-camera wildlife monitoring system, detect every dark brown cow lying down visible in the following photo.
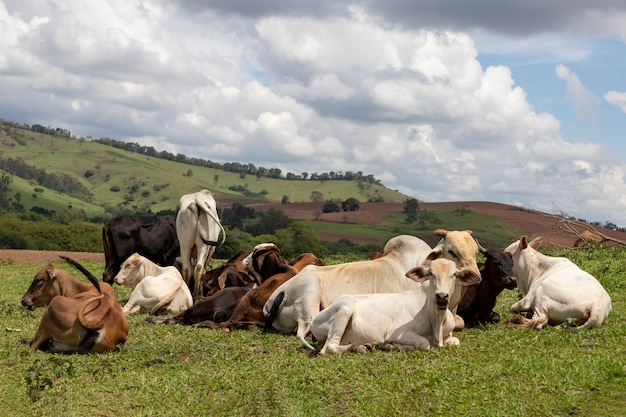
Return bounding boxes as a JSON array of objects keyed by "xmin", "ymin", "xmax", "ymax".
[
  {"xmin": 145, "ymin": 287, "xmax": 250, "ymax": 326},
  {"xmin": 21, "ymin": 257, "xmax": 128, "ymax": 354}
]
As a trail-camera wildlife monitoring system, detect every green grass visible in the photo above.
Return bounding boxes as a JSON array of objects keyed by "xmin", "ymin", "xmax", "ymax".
[{"xmin": 2, "ymin": 246, "xmax": 625, "ymax": 416}]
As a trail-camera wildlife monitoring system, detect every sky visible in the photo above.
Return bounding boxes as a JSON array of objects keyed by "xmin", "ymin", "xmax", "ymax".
[{"xmin": 1, "ymin": 1, "xmax": 626, "ymax": 226}]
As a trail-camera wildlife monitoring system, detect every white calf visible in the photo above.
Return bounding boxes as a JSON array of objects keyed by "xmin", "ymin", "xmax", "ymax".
[
  {"xmin": 505, "ymin": 236, "xmax": 611, "ymax": 329},
  {"xmin": 114, "ymin": 253, "xmax": 193, "ymax": 315},
  {"xmin": 310, "ymin": 258, "xmax": 480, "ymax": 354}
]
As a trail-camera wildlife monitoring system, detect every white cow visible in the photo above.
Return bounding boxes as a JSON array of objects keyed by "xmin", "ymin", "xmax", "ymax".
[
  {"xmin": 311, "ymin": 259, "xmax": 480, "ymax": 354},
  {"xmin": 505, "ymin": 236, "xmax": 611, "ymax": 329},
  {"xmin": 176, "ymin": 189, "xmax": 226, "ymax": 298},
  {"xmin": 263, "ymin": 231, "xmax": 480, "ymax": 350},
  {"xmin": 114, "ymin": 253, "xmax": 193, "ymax": 315}
]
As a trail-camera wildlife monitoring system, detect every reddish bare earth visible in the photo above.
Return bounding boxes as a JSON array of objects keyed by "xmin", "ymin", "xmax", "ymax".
[
  {"xmin": 249, "ymin": 201, "xmax": 626, "ymax": 248},
  {"xmin": 0, "ymin": 250, "xmax": 104, "ymax": 266}
]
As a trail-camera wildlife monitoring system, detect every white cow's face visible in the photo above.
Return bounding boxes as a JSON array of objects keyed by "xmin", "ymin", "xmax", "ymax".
[
  {"xmin": 406, "ymin": 258, "xmax": 481, "ymax": 310},
  {"xmin": 428, "ymin": 229, "xmax": 480, "ymax": 278},
  {"xmin": 114, "ymin": 254, "xmax": 143, "ymax": 287}
]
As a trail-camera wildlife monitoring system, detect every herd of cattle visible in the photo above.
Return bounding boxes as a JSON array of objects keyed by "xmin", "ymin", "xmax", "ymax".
[{"xmin": 18, "ymin": 189, "xmax": 613, "ymax": 355}]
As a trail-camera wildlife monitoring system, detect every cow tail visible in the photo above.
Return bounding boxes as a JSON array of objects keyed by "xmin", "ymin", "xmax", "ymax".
[
  {"xmin": 194, "ymin": 194, "xmax": 227, "ymax": 246},
  {"xmin": 60, "ymin": 256, "xmax": 101, "ymax": 294},
  {"xmin": 263, "ymin": 291, "xmax": 285, "ymax": 333},
  {"xmin": 60, "ymin": 256, "xmax": 107, "ymax": 330},
  {"xmin": 149, "ymin": 288, "xmax": 178, "ymax": 315}
]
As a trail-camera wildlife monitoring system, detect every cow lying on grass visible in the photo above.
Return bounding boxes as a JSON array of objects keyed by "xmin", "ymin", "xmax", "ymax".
[
  {"xmin": 264, "ymin": 231, "xmax": 480, "ymax": 350},
  {"xmin": 21, "ymin": 256, "xmax": 128, "ymax": 354},
  {"xmin": 114, "ymin": 253, "xmax": 193, "ymax": 315},
  {"xmin": 505, "ymin": 236, "xmax": 611, "ymax": 329},
  {"xmin": 310, "ymin": 258, "xmax": 480, "ymax": 354},
  {"xmin": 457, "ymin": 242, "xmax": 517, "ymax": 326},
  {"xmin": 21, "ymin": 263, "xmax": 94, "ymax": 310}
]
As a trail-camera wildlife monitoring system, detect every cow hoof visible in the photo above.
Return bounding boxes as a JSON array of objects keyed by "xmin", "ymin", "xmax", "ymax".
[
  {"xmin": 20, "ymin": 337, "xmax": 32, "ymax": 345},
  {"xmin": 194, "ymin": 320, "xmax": 219, "ymax": 329},
  {"xmin": 353, "ymin": 344, "xmax": 372, "ymax": 354},
  {"xmin": 490, "ymin": 311, "xmax": 501, "ymax": 323},
  {"xmin": 507, "ymin": 314, "xmax": 527, "ymax": 325}
]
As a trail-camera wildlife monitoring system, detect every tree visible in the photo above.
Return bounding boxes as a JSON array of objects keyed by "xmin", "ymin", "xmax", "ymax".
[
  {"xmin": 310, "ymin": 190, "xmax": 324, "ymax": 206},
  {"xmin": 273, "ymin": 223, "xmax": 327, "ymax": 260},
  {"xmin": 245, "ymin": 208, "xmax": 291, "ymax": 236},
  {"xmin": 341, "ymin": 198, "xmax": 360, "ymax": 212},
  {"xmin": 0, "ymin": 171, "xmax": 13, "ymax": 209},
  {"xmin": 403, "ymin": 198, "xmax": 419, "ymax": 224},
  {"xmin": 322, "ymin": 200, "xmax": 340, "ymax": 213}
]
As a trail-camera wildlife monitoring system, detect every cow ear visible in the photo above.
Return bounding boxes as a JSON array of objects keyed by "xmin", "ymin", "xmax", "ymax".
[
  {"xmin": 529, "ymin": 236, "xmax": 542, "ymax": 250},
  {"xmin": 456, "ymin": 270, "xmax": 481, "ymax": 287},
  {"xmin": 425, "ymin": 248, "xmax": 442, "ymax": 262},
  {"xmin": 432, "ymin": 229, "xmax": 448, "ymax": 237},
  {"xmin": 520, "ymin": 236, "xmax": 528, "ymax": 249},
  {"xmin": 406, "ymin": 266, "xmax": 428, "ymax": 283},
  {"xmin": 47, "ymin": 268, "xmax": 57, "ymax": 280}
]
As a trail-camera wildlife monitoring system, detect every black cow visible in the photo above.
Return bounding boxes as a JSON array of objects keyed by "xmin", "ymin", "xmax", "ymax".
[
  {"xmin": 457, "ymin": 242, "xmax": 517, "ymax": 326},
  {"xmin": 102, "ymin": 215, "xmax": 180, "ymax": 284}
]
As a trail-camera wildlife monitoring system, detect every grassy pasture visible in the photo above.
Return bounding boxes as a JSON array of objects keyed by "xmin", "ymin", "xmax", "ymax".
[{"xmin": 1, "ymin": 246, "xmax": 625, "ymax": 417}]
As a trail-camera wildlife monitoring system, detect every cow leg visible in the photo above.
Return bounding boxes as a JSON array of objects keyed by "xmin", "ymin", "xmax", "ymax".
[
  {"xmin": 315, "ymin": 303, "xmax": 356, "ymax": 354},
  {"xmin": 122, "ymin": 303, "xmax": 142, "ymax": 315},
  {"xmin": 193, "ymin": 246, "xmax": 213, "ymax": 298},
  {"xmin": 384, "ymin": 333, "xmax": 431, "ymax": 351},
  {"xmin": 510, "ymin": 293, "xmax": 534, "ymax": 314}
]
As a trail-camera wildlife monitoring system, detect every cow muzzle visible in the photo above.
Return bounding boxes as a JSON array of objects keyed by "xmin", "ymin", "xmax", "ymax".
[
  {"xmin": 21, "ymin": 298, "xmax": 35, "ymax": 310},
  {"xmin": 503, "ymin": 276, "xmax": 517, "ymax": 290},
  {"xmin": 435, "ymin": 293, "xmax": 449, "ymax": 310}
]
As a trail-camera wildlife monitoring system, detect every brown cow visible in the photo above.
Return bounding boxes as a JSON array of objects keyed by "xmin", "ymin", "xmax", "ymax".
[
  {"xmin": 219, "ymin": 249, "xmax": 325, "ymax": 330},
  {"xmin": 21, "ymin": 264, "xmax": 94, "ymax": 310},
  {"xmin": 21, "ymin": 257, "xmax": 128, "ymax": 354},
  {"xmin": 201, "ymin": 250, "xmax": 255, "ymax": 296}
]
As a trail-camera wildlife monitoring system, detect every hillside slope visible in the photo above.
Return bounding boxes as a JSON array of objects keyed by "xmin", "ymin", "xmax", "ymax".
[
  {"xmin": 0, "ymin": 122, "xmax": 409, "ymax": 216},
  {"xmin": 252, "ymin": 201, "xmax": 626, "ymax": 249}
]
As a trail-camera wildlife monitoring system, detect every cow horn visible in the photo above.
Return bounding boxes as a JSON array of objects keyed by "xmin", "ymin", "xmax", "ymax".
[{"xmin": 475, "ymin": 239, "xmax": 488, "ymax": 254}]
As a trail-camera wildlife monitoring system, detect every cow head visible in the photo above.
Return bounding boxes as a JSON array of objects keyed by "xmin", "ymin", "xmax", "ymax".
[
  {"xmin": 21, "ymin": 264, "xmax": 64, "ymax": 310},
  {"xmin": 426, "ymin": 229, "xmax": 481, "ymax": 279},
  {"xmin": 406, "ymin": 259, "xmax": 481, "ymax": 310},
  {"xmin": 477, "ymin": 242, "xmax": 517, "ymax": 290},
  {"xmin": 243, "ymin": 243, "xmax": 289, "ymax": 284},
  {"xmin": 504, "ymin": 235, "xmax": 543, "ymax": 295},
  {"xmin": 114, "ymin": 253, "xmax": 145, "ymax": 287}
]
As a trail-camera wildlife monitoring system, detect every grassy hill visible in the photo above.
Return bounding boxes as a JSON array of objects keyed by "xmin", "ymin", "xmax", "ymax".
[
  {"xmin": 0, "ymin": 122, "xmax": 408, "ymax": 217},
  {"xmin": 3, "ymin": 121, "xmax": 626, "ymax": 251}
]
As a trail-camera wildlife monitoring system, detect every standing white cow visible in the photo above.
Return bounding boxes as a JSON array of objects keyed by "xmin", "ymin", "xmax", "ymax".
[
  {"xmin": 311, "ymin": 258, "xmax": 480, "ymax": 354},
  {"xmin": 176, "ymin": 190, "xmax": 226, "ymax": 298},
  {"xmin": 263, "ymin": 231, "xmax": 480, "ymax": 350},
  {"xmin": 505, "ymin": 236, "xmax": 611, "ymax": 329},
  {"xmin": 114, "ymin": 253, "xmax": 193, "ymax": 315}
]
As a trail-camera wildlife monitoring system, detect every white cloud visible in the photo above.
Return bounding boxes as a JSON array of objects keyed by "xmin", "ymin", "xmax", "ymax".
[
  {"xmin": 604, "ymin": 90, "xmax": 626, "ymax": 113},
  {"xmin": 555, "ymin": 64, "xmax": 599, "ymax": 122},
  {"xmin": 1, "ymin": 1, "xmax": 626, "ymax": 226}
]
